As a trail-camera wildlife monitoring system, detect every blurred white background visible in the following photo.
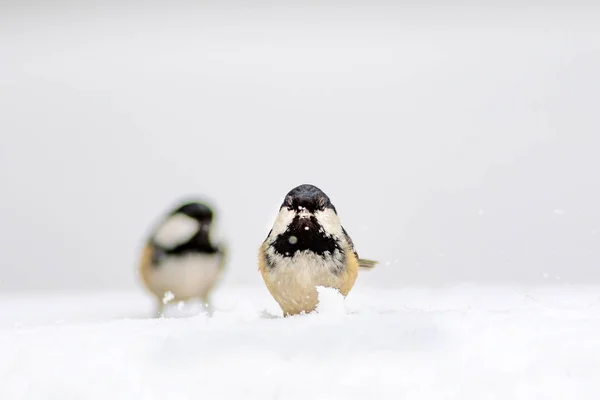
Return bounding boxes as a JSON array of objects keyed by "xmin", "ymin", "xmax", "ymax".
[{"xmin": 1, "ymin": 1, "xmax": 599, "ymax": 293}]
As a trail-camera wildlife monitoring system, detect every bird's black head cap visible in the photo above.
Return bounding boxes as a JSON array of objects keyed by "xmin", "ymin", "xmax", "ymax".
[
  {"xmin": 171, "ymin": 201, "xmax": 214, "ymax": 223},
  {"xmin": 281, "ymin": 184, "xmax": 337, "ymax": 214}
]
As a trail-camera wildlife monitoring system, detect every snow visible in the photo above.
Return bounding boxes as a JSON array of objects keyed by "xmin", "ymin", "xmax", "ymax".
[
  {"xmin": 1, "ymin": 284, "xmax": 600, "ymax": 399},
  {"xmin": 314, "ymin": 286, "xmax": 347, "ymax": 316},
  {"xmin": 162, "ymin": 291, "xmax": 175, "ymax": 304}
]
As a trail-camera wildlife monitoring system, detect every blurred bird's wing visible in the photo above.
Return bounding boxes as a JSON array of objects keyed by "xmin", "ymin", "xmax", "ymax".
[
  {"xmin": 217, "ymin": 242, "xmax": 228, "ymax": 271},
  {"xmin": 341, "ymin": 227, "xmax": 378, "ymax": 270}
]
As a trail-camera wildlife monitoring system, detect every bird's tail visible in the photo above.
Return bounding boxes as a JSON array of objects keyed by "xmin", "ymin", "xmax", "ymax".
[{"xmin": 358, "ymin": 258, "xmax": 378, "ymax": 270}]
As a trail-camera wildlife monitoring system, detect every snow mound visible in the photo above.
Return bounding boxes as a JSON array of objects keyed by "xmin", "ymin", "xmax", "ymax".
[{"xmin": 315, "ymin": 285, "xmax": 347, "ymax": 316}]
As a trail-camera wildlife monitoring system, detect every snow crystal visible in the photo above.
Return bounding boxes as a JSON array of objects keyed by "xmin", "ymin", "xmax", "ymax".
[{"xmin": 162, "ymin": 291, "xmax": 175, "ymax": 304}]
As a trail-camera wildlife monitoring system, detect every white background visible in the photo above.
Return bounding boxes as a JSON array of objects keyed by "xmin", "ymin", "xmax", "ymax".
[{"xmin": 1, "ymin": 1, "xmax": 599, "ymax": 293}]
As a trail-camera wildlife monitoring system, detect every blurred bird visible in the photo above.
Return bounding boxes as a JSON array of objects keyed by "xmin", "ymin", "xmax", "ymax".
[
  {"xmin": 258, "ymin": 184, "xmax": 377, "ymax": 317},
  {"xmin": 139, "ymin": 200, "xmax": 227, "ymax": 316}
]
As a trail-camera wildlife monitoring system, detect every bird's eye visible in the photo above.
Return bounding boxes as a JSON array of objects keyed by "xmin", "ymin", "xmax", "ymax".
[{"xmin": 317, "ymin": 197, "xmax": 326, "ymax": 209}]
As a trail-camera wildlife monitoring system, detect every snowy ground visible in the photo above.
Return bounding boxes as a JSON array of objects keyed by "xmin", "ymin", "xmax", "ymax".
[{"xmin": 1, "ymin": 284, "xmax": 600, "ymax": 399}]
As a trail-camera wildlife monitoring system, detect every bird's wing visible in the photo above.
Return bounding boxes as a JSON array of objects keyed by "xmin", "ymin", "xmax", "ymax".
[{"xmin": 341, "ymin": 226, "xmax": 378, "ymax": 270}]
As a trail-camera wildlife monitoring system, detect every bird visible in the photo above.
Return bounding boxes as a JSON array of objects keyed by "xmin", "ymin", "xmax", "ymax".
[
  {"xmin": 138, "ymin": 200, "xmax": 227, "ymax": 317},
  {"xmin": 258, "ymin": 184, "xmax": 377, "ymax": 317}
]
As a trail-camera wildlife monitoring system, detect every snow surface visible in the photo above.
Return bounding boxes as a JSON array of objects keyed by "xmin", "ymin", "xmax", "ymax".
[{"xmin": 1, "ymin": 284, "xmax": 600, "ymax": 399}]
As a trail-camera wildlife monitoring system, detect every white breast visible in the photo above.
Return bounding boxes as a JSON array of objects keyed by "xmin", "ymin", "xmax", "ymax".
[
  {"xmin": 145, "ymin": 253, "xmax": 222, "ymax": 301},
  {"xmin": 263, "ymin": 251, "xmax": 347, "ymax": 315},
  {"xmin": 268, "ymin": 252, "xmax": 343, "ymax": 285}
]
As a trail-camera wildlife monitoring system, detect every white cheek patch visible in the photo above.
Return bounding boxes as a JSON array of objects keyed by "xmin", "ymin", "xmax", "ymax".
[
  {"xmin": 314, "ymin": 208, "xmax": 343, "ymax": 238},
  {"xmin": 153, "ymin": 213, "xmax": 200, "ymax": 249},
  {"xmin": 268, "ymin": 208, "xmax": 296, "ymax": 240}
]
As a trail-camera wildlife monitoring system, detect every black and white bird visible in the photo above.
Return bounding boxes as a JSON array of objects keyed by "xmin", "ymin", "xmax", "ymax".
[
  {"xmin": 258, "ymin": 184, "xmax": 377, "ymax": 317},
  {"xmin": 139, "ymin": 200, "xmax": 227, "ymax": 316}
]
